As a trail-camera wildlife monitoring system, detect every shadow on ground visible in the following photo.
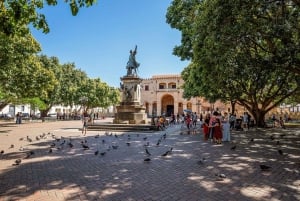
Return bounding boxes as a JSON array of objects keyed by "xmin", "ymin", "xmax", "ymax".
[{"xmin": 0, "ymin": 125, "xmax": 299, "ymax": 201}]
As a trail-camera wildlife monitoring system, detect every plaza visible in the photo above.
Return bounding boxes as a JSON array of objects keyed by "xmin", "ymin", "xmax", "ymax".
[{"xmin": 0, "ymin": 120, "xmax": 299, "ymax": 201}]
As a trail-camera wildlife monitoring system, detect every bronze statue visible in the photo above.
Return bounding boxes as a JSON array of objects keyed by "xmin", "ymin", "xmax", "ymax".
[{"xmin": 126, "ymin": 45, "xmax": 140, "ymax": 76}]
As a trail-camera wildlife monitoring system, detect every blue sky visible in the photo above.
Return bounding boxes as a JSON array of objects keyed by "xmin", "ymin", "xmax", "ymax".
[{"xmin": 31, "ymin": 0, "xmax": 189, "ymax": 87}]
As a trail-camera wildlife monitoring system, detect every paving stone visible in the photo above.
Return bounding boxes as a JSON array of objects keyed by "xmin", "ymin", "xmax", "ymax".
[{"xmin": 0, "ymin": 120, "xmax": 299, "ymax": 201}]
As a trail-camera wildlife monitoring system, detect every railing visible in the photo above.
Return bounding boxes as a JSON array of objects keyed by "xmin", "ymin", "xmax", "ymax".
[{"xmin": 156, "ymin": 88, "xmax": 178, "ymax": 92}]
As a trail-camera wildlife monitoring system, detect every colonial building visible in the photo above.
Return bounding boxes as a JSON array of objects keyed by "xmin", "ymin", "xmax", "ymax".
[{"xmin": 140, "ymin": 74, "xmax": 228, "ymax": 117}]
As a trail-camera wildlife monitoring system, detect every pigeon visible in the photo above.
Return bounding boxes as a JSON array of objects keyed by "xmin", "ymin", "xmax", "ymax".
[
  {"xmin": 114, "ymin": 134, "xmax": 118, "ymax": 138},
  {"xmin": 27, "ymin": 136, "xmax": 32, "ymax": 142},
  {"xmin": 19, "ymin": 137, "xmax": 24, "ymax": 141},
  {"xmin": 250, "ymin": 138, "xmax": 254, "ymax": 142},
  {"xmin": 144, "ymin": 142, "xmax": 150, "ymax": 147},
  {"xmin": 145, "ymin": 148, "xmax": 151, "ymax": 156},
  {"xmin": 94, "ymin": 150, "xmax": 99, "ymax": 155},
  {"xmin": 143, "ymin": 137, "xmax": 147, "ymax": 141},
  {"xmin": 112, "ymin": 145, "xmax": 118, "ymax": 150},
  {"xmin": 68, "ymin": 142, "xmax": 74, "ymax": 148},
  {"xmin": 0, "ymin": 150, "xmax": 4, "ymax": 154},
  {"xmin": 260, "ymin": 164, "xmax": 271, "ymax": 171},
  {"xmin": 100, "ymin": 152, "xmax": 106, "ymax": 156},
  {"xmin": 50, "ymin": 143, "xmax": 56, "ymax": 148},
  {"xmin": 161, "ymin": 151, "xmax": 169, "ymax": 157},
  {"xmin": 48, "ymin": 148, "xmax": 53, "ymax": 153},
  {"xmin": 102, "ymin": 139, "xmax": 106, "ymax": 144},
  {"xmin": 276, "ymin": 141, "xmax": 280, "ymax": 145},
  {"xmin": 168, "ymin": 147, "xmax": 173, "ymax": 153},
  {"xmin": 14, "ymin": 159, "xmax": 22, "ymax": 165},
  {"xmin": 163, "ymin": 133, "xmax": 167, "ymax": 139},
  {"xmin": 270, "ymin": 135, "xmax": 275, "ymax": 140},
  {"xmin": 82, "ymin": 144, "xmax": 89, "ymax": 150},
  {"xmin": 230, "ymin": 145, "xmax": 237, "ymax": 150},
  {"xmin": 144, "ymin": 158, "xmax": 151, "ymax": 162},
  {"xmin": 36, "ymin": 136, "xmax": 40, "ymax": 141},
  {"xmin": 94, "ymin": 134, "xmax": 100, "ymax": 138},
  {"xmin": 126, "ymin": 142, "xmax": 131, "ymax": 146},
  {"xmin": 278, "ymin": 149, "xmax": 283, "ymax": 155},
  {"xmin": 60, "ymin": 140, "xmax": 66, "ymax": 146},
  {"xmin": 10, "ymin": 144, "xmax": 14, "ymax": 148}
]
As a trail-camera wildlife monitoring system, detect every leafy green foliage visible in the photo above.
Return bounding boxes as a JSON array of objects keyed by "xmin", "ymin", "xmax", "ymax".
[
  {"xmin": 166, "ymin": 0, "xmax": 300, "ymax": 126},
  {"xmin": 0, "ymin": 0, "xmax": 97, "ymax": 35}
]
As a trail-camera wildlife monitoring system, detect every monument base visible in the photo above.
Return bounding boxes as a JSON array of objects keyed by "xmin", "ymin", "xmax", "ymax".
[{"xmin": 113, "ymin": 103, "xmax": 147, "ymax": 124}]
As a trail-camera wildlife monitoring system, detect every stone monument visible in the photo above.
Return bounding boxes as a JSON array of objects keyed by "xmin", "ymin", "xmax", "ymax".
[{"xmin": 113, "ymin": 45, "xmax": 147, "ymax": 124}]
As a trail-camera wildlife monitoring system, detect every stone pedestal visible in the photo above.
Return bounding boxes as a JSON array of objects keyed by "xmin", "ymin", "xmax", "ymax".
[{"xmin": 113, "ymin": 75, "xmax": 147, "ymax": 124}]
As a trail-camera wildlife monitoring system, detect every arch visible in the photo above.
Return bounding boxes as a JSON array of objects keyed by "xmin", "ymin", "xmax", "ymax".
[
  {"xmin": 168, "ymin": 82, "xmax": 176, "ymax": 89},
  {"xmin": 161, "ymin": 94, "xmax": 174, "ymax": 117},
  {"xmin": 158, "ymin": 82, "xmax": 167, "ymax": 89}
]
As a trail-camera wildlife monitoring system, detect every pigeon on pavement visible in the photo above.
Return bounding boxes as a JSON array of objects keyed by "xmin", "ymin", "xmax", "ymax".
[
  {"xmin": 145, "ymin": 148, "xmax": 151, "ymax": 156},
  {"xmin": 260, "ymin": 164, "xmax": 271, "ymax": 171},
  {"xmin": 230, "ymin": 145, "xmax": 237, "ymax": 150}
]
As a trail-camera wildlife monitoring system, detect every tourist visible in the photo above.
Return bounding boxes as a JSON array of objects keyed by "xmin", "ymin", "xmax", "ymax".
[
  {"xmin": 242, "ymin": 112, "xmax": 249, "ymax": 131},
  {"xmin": 192, "ymin": 112, "xmax": 198, "ymax": 128},
  {"xmin": 202, "ymin": 116, "xmax": 210, "ymax": 141},
  {"xmin": 212, "ymin": 118, "xmax": 223, "ymax": 144},
  {"xmin": 82, "ymin": 113, "xmax": 89, "ymax": 135},
  {"xmin": 222, "ymin": 113, "xmax": 231, "ymax": 142}
]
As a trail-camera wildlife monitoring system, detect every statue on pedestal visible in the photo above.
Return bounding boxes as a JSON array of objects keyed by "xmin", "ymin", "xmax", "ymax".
[{"xmin": 126, "ymin": 45, "xmax": 140, "ymax": 76}]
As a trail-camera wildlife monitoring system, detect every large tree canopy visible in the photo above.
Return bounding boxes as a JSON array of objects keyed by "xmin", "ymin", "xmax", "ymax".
[{"xmin": 167, "ymin": 0, "xmax": 300, "ymax": 126}]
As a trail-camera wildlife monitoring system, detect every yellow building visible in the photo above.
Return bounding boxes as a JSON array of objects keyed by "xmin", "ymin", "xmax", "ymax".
[{"xmin": 140, "ymin": 74, "xmax": 228, "ymax": 117}]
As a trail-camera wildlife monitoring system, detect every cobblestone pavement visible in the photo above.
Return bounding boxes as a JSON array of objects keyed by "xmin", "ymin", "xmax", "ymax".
[{"xmin": 0, "ymin": 119, "xmax": 299, "ymax": 201}]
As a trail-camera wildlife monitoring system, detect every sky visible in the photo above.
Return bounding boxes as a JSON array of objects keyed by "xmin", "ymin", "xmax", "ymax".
[{"xmin": 31, "ymin": 0, "xmax": 190, "ymax": 88}]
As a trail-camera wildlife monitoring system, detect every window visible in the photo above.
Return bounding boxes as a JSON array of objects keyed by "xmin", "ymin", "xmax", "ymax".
[
  {"xmin": 21, "ymin": 105, "xmax": 25, "ymax": 112},
  {"xmin": 145, "ymin": 85, "xmax": 149, "ymax": 91},
  {"xmin": 171, "ymin": 84, "xmax": 176, "ymax": 89},
  {"xmin": 159, "ymin": 84, "xmax": 165, "ymax": 89}
]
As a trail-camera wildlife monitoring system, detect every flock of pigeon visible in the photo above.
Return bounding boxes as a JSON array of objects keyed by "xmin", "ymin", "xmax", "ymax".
[
  {"xmin": 0, "ymin": 131, "xmax": 175, "ymax": 167},
  {"xmin": 0, "ymin": 128, "xmax": 289, "ymax": 181}
]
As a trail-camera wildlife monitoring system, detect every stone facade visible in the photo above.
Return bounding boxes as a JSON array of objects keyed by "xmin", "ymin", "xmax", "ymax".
[{"xmin": 140, "ymin": 74, "xmax": 229, "ymax": 117}]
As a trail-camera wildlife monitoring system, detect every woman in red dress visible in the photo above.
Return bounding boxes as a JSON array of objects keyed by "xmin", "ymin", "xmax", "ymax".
[
  {"xmin": 202, "ymin": 117, "xmax": 210, "ymax": 141},
  {"xmin": 213, "ymin": 118, "xmax": 223, "ymax": 144}
]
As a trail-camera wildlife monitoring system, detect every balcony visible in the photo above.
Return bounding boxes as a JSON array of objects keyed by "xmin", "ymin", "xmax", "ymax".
[{"xmin": 156, "ymin": 88, "xmax": 179, "ymax": 92}]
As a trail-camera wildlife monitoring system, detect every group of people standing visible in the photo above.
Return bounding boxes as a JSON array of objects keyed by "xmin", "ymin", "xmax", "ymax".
[{"xmin": 202, "ymin": 111, "xmax": 231, "ymax": 144}]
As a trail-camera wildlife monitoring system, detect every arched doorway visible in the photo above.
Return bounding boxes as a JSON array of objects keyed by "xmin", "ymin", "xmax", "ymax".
[{"xmin": 161, "ymin": 94, "xmax": 174, "ymax": 117}]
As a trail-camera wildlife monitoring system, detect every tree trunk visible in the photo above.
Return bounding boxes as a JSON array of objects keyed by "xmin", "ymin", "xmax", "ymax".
[
  {"xmin": 249, "ymin": 109, "xmax": 267, "ymax": 127},
  {"xmin": 230, "ymin": 100, "xmax": 236, "ymax": 114}
]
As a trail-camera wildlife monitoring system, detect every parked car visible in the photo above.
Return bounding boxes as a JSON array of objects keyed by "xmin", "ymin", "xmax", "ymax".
[
  {"xmin": 32, "ymin": 113, "xmax": 41, "ymax": 119},
  {"xmin": 21, "ymin": 113, "xmax": 30, "ymax": 120},
  {"xmin": 0, "ymin": 113, "xmax": 14, "ymax": 120},
  {"xmin": 47, "ymin": 113, "xmax": 57, "ymax": 118}
]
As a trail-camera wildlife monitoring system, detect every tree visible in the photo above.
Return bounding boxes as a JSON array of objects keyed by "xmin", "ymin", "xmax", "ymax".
[
  {"xmin": 0, "ymin": 0, "xmax": 97, "ymax": 35},
  {"xmin": 166, "ymin": 0, "xmax": 300, "ymax": 126},
  {"xmin": 0, "ymin": 32, "xmax": 57, "ymax": 111}
]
